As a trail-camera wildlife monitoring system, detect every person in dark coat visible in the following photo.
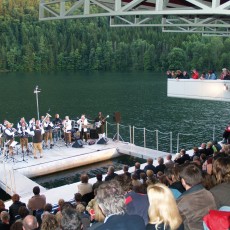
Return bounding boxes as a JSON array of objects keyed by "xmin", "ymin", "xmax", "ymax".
[
  {"xmin": 104, "ymin": 166, "xmax": 118, "ymax": 181},
  {"xmin": 174, "ymin": 149, "xmax": 190, "ymax": 165},
  {"xmin": 9, "ymin": 194, "xmax": 26, "ymax": 224},
  {"xmin": 144, "ymin": 158, "xmax": 156, "ymax": 174}
]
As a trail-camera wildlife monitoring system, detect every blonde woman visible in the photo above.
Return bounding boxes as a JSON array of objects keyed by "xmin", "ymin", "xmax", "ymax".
[{"xmin": 146, "ymin": 183, "xmax": 183, "ymax": 230}]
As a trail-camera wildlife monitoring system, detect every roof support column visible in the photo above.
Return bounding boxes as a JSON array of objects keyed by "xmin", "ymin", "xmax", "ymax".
[
  {"xmin": 115, "ymin": 0, "xmax": 122, "ymax": 11},
  {"xmin": 84, "ymin": 0, "xmax": 90, "ymax": 15}
]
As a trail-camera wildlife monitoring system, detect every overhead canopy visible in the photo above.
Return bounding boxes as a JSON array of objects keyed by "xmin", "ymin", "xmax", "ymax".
[{"xmin": 39, "ymin": 0, "xmax": 230, "ymax": 36}]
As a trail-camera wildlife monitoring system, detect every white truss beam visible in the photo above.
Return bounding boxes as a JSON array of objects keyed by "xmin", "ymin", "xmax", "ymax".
[{"xmin": 39, "ymin": 0, "xmax": 230, "ymax": 36}]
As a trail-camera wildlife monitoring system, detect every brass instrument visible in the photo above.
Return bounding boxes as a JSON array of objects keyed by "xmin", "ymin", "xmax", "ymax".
[{"xmin": 41, "ymin": 113, "xmax": 52, "ymax": 126}]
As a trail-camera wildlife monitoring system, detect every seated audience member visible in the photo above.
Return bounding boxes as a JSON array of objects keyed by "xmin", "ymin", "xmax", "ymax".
[
  {"xmin": 134, "ymin": 162, "xmax": 145, "ymax": 179},
  {"xmin": 165, "ymin": 154, "xmax": 174, "ymax": 168},
  {"xmin": 9, "ymin": 194, "xmax": 26, "ymax": 225},
  {"xmin": 94, "ymin": 180, "xmax": 146, "ymax": 229},
  {"xmin": 61, "ymin": 207, "xmax": 82, "ymax": 230},
  {"xmin": 212, "ymin": 140, "xmax": 221, "ymax": 153},
  {"xmin": 206, "ymin": 142, "xmax": 214, "ymax": 156},
  {"xmin": 22, "ymin": 215, "xmax": 38, "ymax": 230},
  {"xmin": 104, "ymin": 166, "xmax": 118, "ymax": 181},
  {"xmin": 76, "ymin": 204, "xmax": 90, "ymax": 230},
  {"xmin": 140, "ymin": 172, "xmax": 147, "ymax": 185},
  {"xmin": 146, "ymin": 183, "xmax": 183, "ymax": 230},
  {"xmin": 202, "ymin": 172, "xmax": 215, "ymax": 190},
  {"xmin": 146, "ymin": 170, "xmax": 157, "ymax": 186},
  {"xmin": 174, "ymin": 149, "xmax": 190, "ymax": 165},
  {"xmin": 77, "ymin": 174, "xmax": 93, "ymax": 196},
  {"xmin": 40, "ymin": 213, "xmax": 59, "ymax": 230},
  {"xmin": 125, "ymin": 182, "xmax": 149, "ymax": 225},
  {"xmin": 74, "ymin": 193, "xmax": 85, "ymax": 207},
  {"xmin": 177, "ymin": 164, "xmax": 216, "ymax": 229},
  {"xmin": 122, "ymin": 165, "xmax": 131, "ymax": 178},
  {"xmin": 210, "ymin": 157, "xmax": 230, "ymax": 209},
  {"xmin": 55, "ymin": 202, "xmax": 74, "ymax": 228},
  {"xmin": 92, "ymin": 174, "xmax": 103, "ymax": 191},
  {"xmin": 54, "ymin": 198, "xmax": 64, "ymax": 214},
  {"xmin": 144, "ymin": 158, "xmax": 156, "ymax": 174},
  {"xmin": 131, "ymin": 173, "xmax": 142, "ymax": 187},
  {"xmin": 17, "ymin": 206, "xmax": 29, "ymax": 222},
  {"xmin": 165, "ymin": 167, "xmax": 185, "ymax": 198},
  {"xmin": 199, "ymin": 143, "xmax": 207, "ymax": 155},
  {"xmin": 155, "ymin": 157, "xmax": 166, "ymax": 174},
  {"xmin": 190, "ymin": 147, "xmax": 200, "ymax": 161},
  {"xmin": 27, "ymin": 186, "xmax": 46, "ymax": 214},
  {"xmin": 9, "ymin": 221, "xmax": 23, "ymax": 230},
  {"xmin": 88, "ymin": 202, "xmax": 105, "ymax": 229},
  {"xmin": 0, "ymin": 200, "xmax": 8, "ymax": 213},
  {"xmin": 0, "ymin": 211, "xmax": 10, "ymax": 230}
]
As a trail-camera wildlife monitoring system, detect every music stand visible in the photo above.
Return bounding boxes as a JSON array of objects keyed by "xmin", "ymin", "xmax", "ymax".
[
  {"xmin": 112, "ymin": 123, "xmax": 124, "ymax": 142},
  {"xmin": 2, "ymin": 140, "xmax": 10, "ymax": 161},
  {"xmin": 8, "ymin": 141, "xmax": 19, "ymax": 163}
]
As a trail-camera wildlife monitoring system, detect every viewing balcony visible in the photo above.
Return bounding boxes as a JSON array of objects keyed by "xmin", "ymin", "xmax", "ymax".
[{"xmin": 167, "ymin": 79, "xmax": 230, "ymax": 102}]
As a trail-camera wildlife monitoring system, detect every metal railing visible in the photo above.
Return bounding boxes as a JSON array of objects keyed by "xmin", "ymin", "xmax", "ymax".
[{"xmin": 106, "ymin": 122, "xmax": 223, "ymax": 154}]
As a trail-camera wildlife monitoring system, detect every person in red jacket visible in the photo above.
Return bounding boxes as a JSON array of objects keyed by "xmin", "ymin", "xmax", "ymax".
[{"xmin": 192, "ymin": 69, "xmax": 199, "ymax": 79}]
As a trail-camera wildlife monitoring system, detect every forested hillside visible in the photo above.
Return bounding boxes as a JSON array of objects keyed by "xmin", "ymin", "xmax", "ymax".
[{"xmin": 0, "ymin": 0, "xmax": 230, "ymax": 72}]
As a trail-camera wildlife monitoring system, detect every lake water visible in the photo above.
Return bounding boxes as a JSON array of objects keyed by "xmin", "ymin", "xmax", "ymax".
[{"xmin": 0, "ymin": 71, "xmax": 228, "ymax": 194}]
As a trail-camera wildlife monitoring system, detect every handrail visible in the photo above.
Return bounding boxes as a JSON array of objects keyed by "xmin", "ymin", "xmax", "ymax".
[{"xmin": 106, "ymin": 122, "xmax": 221, "ymax": 154}]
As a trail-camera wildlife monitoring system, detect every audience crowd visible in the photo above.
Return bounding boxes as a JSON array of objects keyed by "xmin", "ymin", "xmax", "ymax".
[
  {"xmin": 167, "ymin": 68, "xmax": 230, "ymax": 80},
  {"xmin": 0, "ymin": 140, "xmax": 230, "ymax": 230}
]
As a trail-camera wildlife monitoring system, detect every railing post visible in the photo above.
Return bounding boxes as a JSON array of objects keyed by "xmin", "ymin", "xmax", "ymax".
[
  {"xmin": 170, "ymin": 131, "xmax": 172, "ymax": 154},
  {"xmin": 177, "ymin": 133, "xmax": 180, "ymax": 153},
  {"xmin": 156, "ymin": 130, "xmax": 159, "ymax": 151},
  {"xmin": 213, "ymin": 125, "xmax": 215, "ymax": 140},
  {"xmin": 106, "ymin": 121, "xmax": 108, "ymax": 137},
  {"xmin": 117, "ymin": 123, "xmax": 119, "ymax": 141},
  {"xmin": 133, "ymin": 126, "xmax": 135, "ymax": 145},
  {"xmin": 144, "ymin": 128, "xmax": 146, "ymax": 148},
  {"xmin": 129, "ymin": 125, "xmax": 132, "ymax": 143}
]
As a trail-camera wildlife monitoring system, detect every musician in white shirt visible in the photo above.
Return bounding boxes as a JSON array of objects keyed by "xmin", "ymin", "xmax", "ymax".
[
  {"xmin": 17, "ymin": 117, "xmax": 28, "ymax": 129},
  {"xmin": 17, "ymin": 122, "xmax": 30, "ymax": 153},
  {"xmin": 77, "ymin": 115, "xmax": 88, "ymax": 141},
  {"xmin": 4, "ymin": 123, "xmax": 15, "ymax": 156},
  {"xmin": 63, "ymin": 116, "xmax": 72, "ymax": 146},
  {"xmin": 43, "ymin": 117, "xmax": 54, "ymax": 148}
]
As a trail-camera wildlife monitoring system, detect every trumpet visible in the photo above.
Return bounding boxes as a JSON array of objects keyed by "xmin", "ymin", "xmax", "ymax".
[{"xmin": 41, "ymin": 113, "xmax": 52, "ymax": 125}]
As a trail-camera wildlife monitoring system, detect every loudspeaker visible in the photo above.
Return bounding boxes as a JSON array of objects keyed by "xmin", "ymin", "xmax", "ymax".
[
  {"xmin": 72, "ymin": 139, "xmax": 83, "ymax": 148},
  {"xmin": 90, "ymin": 129, "xmax": 99, "ymax": 139},
  {"xmin": 97, "ymin": 137, "xmax": 108, "ymax": 145},
  {"xmin": 114, "ymin": 112, "xmax": 121, "ymax": 123}
]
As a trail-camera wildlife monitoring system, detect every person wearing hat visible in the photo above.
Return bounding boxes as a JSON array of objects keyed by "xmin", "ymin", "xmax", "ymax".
[{"xmin": 9, "ymin": 194, "xmax": 26, "ymax": 225}]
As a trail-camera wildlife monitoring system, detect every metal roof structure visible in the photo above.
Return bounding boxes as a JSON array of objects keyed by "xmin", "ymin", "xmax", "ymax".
[{"xmin": 39, "ymin": 0, "xmax": 230, "ymax": 36}]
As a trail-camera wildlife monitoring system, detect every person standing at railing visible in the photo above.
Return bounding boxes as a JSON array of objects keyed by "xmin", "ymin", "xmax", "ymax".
[{"xmin": 191, "ymin": 69, "xmax": 199, "ymax": 79}]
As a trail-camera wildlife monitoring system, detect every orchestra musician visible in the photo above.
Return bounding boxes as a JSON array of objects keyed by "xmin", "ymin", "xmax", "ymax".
[
  {"xmin": 77, "ymin": 115, "xmax": 88, "ymax": 141},
  {"xmin": 33, "ymin": 120, "xmax": 44, "ymax": 159},
  {"xmin": 4, "ymin": 123, "xmax": 16, "ymax": 156},
  {"xmin": 17, "ymin": 122, "xmax": 30, "ymax": 153},
  {"xmin": 17, "ymin": 117, "xmax": 28, "ymax": 129},
  {"xmin": 29, "ymin": 118, "xmax": 36, "ymax": 131},
  {"xmin": 43, "ymin": 117, "xmax": 54, "ymax": 149},
  {"xmin": 62, "ymin": 116, "xmax": 72, "ymax": 146},
  {"xmin": 52, "ymin": 114, "xmax": 62, "ymax": 141},
  {"xmin": 95, "ymin": 112, "xmax": 105, "ymax": 134}
]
